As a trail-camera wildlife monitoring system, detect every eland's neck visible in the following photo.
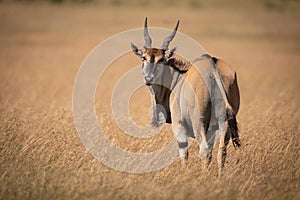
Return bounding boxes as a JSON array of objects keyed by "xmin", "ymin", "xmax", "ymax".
[
  {"xmin": 149, "ymin": 56, "xmax": 191, "ymax": 125},
  {"xmin": 165, "ymin": 56, "xmax": 191, "ymax": 91},
  {"xmin": 166, "ymin": 56, "xmax": 192, "ymax": 74}
]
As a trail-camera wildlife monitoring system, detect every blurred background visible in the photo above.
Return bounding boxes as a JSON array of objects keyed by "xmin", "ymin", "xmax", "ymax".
[{"xmin": 0, "ymin": 0, "xmax": 299, "ymax": 199}]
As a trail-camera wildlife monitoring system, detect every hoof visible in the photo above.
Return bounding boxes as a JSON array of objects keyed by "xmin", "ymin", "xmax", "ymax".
[{"xmin": 181, "ymin": 158, "xmax": 187, "ymax": 169}]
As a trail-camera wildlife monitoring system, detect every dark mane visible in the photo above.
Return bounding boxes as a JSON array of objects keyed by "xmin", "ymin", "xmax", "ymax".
[{"xmin": 166, "ymin": 56, "xmax": 191, "ymax": 74}]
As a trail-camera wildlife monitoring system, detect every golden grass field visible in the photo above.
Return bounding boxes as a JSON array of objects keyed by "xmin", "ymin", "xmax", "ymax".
[{"xmin": 0, "ymin": 1, "xmax": 299, "ymax": 199}]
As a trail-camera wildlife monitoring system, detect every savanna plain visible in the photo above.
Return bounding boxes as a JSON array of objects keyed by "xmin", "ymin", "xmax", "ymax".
[{"xmin": 0, "ymin": 1, "xmax": 299, "ymax": 199}]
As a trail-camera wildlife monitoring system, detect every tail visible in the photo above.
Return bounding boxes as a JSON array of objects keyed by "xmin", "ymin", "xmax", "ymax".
[
  {"xmin": 210, "ymin": 56, "xmax": 241, "ymax": 147},
  {"xmin": 226, "ymin": 107, "xmax": 241, "ymax": 147}
]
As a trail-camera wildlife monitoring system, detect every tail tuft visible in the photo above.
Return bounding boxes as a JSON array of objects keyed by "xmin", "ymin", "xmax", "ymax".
[{"xmin": 226, "ymin": 109, "xmax": 241, "ymax": 147}]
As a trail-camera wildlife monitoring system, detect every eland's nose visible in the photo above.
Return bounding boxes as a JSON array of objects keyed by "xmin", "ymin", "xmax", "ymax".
[{"xmin": 144, "ymin": 76, "xmax": 153, "ymax": 86}]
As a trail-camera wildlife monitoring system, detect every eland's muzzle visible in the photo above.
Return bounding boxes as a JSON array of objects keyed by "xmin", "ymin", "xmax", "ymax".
[{"xmin": 144, "ymin": 76, "xmax": 153, "ymax": 86}]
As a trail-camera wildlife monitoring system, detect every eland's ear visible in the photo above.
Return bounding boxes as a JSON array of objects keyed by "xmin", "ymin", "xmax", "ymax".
[
  {"xmin": 131, "ymin": 42, "xmax": 143, "ymax": 57},
  {"xmin": 166, "ymin": 46, "xmax": 177, "ymax": 59}
]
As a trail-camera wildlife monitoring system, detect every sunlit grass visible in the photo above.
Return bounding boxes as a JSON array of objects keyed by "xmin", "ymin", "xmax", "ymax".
[{"xmin": 0, "ymin": 2, "xmax": 299, "ymax": 199}]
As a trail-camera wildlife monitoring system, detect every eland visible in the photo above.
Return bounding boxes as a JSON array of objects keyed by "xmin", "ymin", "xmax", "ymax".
[{"xmin": 131, "ymin": 18, "xmax": 241, "ymax": 176}]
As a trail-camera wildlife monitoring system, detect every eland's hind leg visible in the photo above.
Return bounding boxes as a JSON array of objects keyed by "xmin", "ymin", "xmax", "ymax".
[
  {"xmin": 190, "ymin": 109, "xmax": 211, "ymax": 170},
  {"xmin": 204, "ymin": 115, "xmax": 219, "ymax": 167},
  {"xmin": 172, "ymin": 122, "xmax": 189, "ymax": 168},
  {"xmin": 217, "ymin": 121, "xmax": 231, "ymax": 177},
  {"xmin": 194, "ymin": 124, "xmax": 211, "ymax": 170},
  {"xmin": 205, "ymin": 124, "xmax": 218, "ymax": 166}
]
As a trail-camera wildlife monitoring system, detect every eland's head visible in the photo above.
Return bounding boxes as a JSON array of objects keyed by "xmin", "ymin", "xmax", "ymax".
[{"xmin": 131, "ymin": 18, "xmax": 179, "ymax": 86}]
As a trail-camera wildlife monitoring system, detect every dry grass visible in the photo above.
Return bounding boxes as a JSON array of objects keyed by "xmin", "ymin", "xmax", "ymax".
[{"xmin": 0, "ymin": 1, "xmax": 299, "ymax": 200}]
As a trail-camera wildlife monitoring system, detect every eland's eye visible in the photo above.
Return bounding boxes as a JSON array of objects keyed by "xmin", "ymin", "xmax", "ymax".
[{"xmin": 157, "ymin": 58, "xmax": 165, "ymax": 63}]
